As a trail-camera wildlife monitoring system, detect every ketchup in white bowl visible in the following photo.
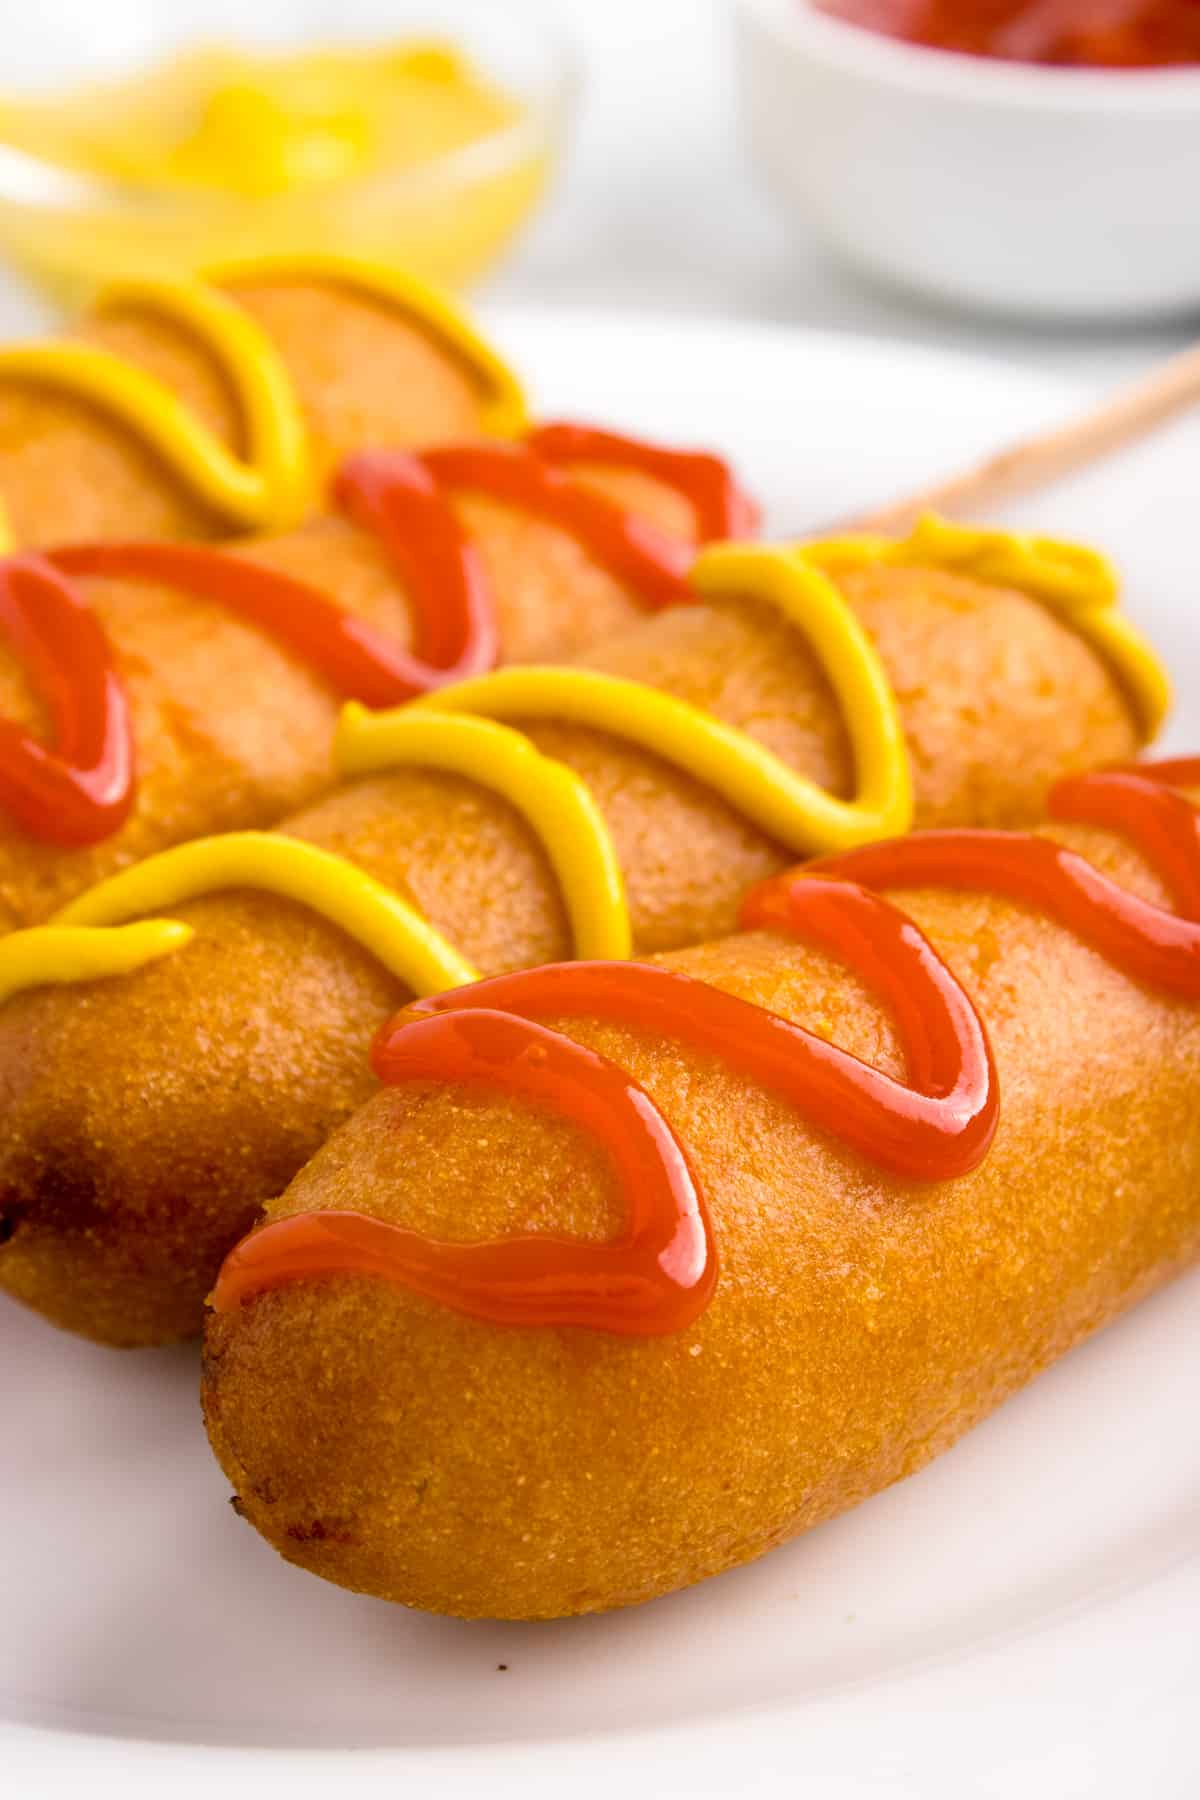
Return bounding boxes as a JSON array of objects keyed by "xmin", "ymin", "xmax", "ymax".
[
  {"xmin": 813, "ymin": 0, "xmax": 1200, "ymax": 68},
  {"xmin": 737, "ymin": 0, "xmax": 1200, "ymax": 319}
]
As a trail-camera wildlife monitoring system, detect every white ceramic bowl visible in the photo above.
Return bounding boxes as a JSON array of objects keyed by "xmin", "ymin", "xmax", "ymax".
[{"xmin": 734, "ymin": 0, "xmax": 1200, "ymax": 321}]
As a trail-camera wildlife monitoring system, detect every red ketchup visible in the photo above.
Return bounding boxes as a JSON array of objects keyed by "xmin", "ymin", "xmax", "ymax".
[
  {"xmin": 815, "ymin": 759, "xmax": 1200, "ymax": 1000},
  {"xmin": 0, "ymin": 555, "xmax": 134, "ymax": 848},
  {"xmin": 212, "ymin": 758, "xmax": 1200, "ymax": 1337},
  {"xmin": 815, "ymin": 2, "xmax": 1200, "ymax": 67},
  {"xmin": 212, "ymin": 877, "xmax": 999, "ymax": 1334},
  {"xmin": 3, "ymin": 426, "xmax": 754, "ymax": 848}
]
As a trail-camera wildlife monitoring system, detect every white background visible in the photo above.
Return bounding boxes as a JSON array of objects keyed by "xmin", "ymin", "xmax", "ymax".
[{"xmin": 489, "ymin": 0, "xmax": 1197, "ymax": 382}]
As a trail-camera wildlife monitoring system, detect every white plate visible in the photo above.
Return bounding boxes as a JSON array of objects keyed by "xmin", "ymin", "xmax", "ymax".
[{"xmin": 3, "ymin": 308, "xmax": 1198, "ymax": 1799}]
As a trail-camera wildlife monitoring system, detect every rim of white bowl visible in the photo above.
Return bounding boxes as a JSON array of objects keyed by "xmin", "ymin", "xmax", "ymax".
[{"xmin": 739, "ymin": 0, "xmax": 1200, "ymax": 112}]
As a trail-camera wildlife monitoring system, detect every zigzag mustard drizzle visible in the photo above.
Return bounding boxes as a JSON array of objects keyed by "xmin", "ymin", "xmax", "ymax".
[
  {"xmin": 0, "ymin": 254, "xmax": 527, "ymax": 547},
  {"xmin": 0, "ymin": 518, "xmax": 1167, "ymax": 1006},
  {"xmin": 211, "ymin": 758, "xmax": 1200, "ymax": 1335}
]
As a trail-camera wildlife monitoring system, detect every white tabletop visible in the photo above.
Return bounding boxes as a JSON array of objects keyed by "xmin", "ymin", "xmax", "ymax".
[{"xmin": 490, "ymin": 0, "xmax": 1197, "ymax": 385}]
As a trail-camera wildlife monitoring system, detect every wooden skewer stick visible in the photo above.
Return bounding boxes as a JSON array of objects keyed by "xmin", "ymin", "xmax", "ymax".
[{"xmin": 834, "ymin": 339, "xmax": 1200, "ymax": 536}]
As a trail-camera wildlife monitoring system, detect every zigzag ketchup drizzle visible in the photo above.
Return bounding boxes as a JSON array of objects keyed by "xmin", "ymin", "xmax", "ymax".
[
  {"xmin": 212, "ymin": 877, "xmax": 998, "ymax": 1334},
  {"xmin": 814, "ymin": 759, "xmax": 1200, "ymax": 1001},
  {"xmin": 529, "ymin": 421, "xmax": 762, "ymax": 543},
  {"xmin": 0, "ymin": 556, "xmax": 134, "ymax": 847},
  {"xmin": 0, "ymin": 425, "xmax": 754, "ymax": 848},
  {"xmin": 212, "ymin": 758, "xmax": 1200, "ymax": 1336}
]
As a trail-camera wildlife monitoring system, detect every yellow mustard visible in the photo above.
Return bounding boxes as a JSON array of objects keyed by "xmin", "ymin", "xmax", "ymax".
[
  {"xmin": 0, "ymin": 542, "xmax": 912, "ymax": 1002},
  {"xmin": 0, "ymin": 42, "xmax": 549, "ymax": 303},
  {"xmin": 335, "ymin": 708, "xmax": 632, "ymax": 963},
  {"xmin": 0, "ymin": 710, "xmax": 632, "ymax": 1007},
  {"xmin": 28, "ymin": 832, "xmax": 478, "ymax": 1002},
  {"xmin": 802, "ymin": 515, "xmax": 1170, "ymax": 741},
  {"xmin": 0, "ymin": 520, "xmax": 1168, "ymax": 1007},
  {"xmin": 410, "ymin": 544, "xmax": 916, "ymax": 857},
  {"xmin": 0, "ymin": 920, "xmax": 193, "ymax": 1007},
  {"xmin": 0, "ymin": 254, "xmax": 527, "ymax": 548}
]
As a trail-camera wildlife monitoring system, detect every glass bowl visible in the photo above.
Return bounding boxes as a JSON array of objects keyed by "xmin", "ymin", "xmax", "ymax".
[{"xmin": 0, "ymin": 0, "xmax": 574, "ymax": 310}]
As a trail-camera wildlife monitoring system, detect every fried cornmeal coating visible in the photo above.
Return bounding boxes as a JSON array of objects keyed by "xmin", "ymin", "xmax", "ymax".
[
  {"xmin": 0, "ymin": 465, "xmax": 701, "ymax": 929},
  {"xmin": 203, "ymin": 812, "xmax": 1200, "ymax": 1618},
  {"xmin": 0, "ymin": 565, "xmax": 1140, "ymax": 1344}
]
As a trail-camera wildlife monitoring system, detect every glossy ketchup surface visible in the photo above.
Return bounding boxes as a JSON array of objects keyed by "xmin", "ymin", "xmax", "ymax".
[
  {"xmin": 528, "ymin": 421, "xmax": 762, "ymax": 542},
  {"xmin": 212, "ymin": 877, "xmax": 997, "ymax": 1333},
  {"xmin": 213, "ymin": 758, "xmax": 1200, "ymax": 1337},
  {"xmin": 815, "ymin": 759, "xmax": 1200, "ymax": 1000},
  {"xmin": 5, "ymin": 425, "xmax": 751, "ymax": 847},
  {"xmin": 56, "ymin": 455, "xmax": 499, "ymax": 715},
  {"xmin": 0, "ymin": 555, "xmax": 135, "ymax": 848},
  {"xmin": 816, "ymin": 1, "xmax": 1200, "ymax": 66},
  {"xmin": 420, "ymin": 442, "xmax": 696, "ymax": 611}
]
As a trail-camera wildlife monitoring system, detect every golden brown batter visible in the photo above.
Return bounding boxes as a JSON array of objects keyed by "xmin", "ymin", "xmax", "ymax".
[
  {"xmin": 203, "ymin": 796, "xmax": 1200, "ymax": 1617},
  {"xmin": 0, "ymin": 564, "xmax": 1139, "ymax": 1345}
]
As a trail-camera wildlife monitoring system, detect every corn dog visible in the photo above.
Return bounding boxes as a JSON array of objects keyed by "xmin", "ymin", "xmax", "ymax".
[
  {"xmin": 0, "ymin": 424, "xmax": 752, "ymax": 927},
  {"xmin": 202, "ymin": 758, "xmax": 1200, "ymax": 1619},
  {"xmin": 0, "ymin": 522, "xmax": 1163, "ymax": 1347},
  {"xmin": 0, "ymin": 255, "xmax": 526, "ymax": 547}
]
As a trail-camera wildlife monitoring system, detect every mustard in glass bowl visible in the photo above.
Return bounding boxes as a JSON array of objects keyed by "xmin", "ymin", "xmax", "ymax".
[{"xmin": 0, "ymin": 0, "xmax": 572, "ymax": 308}]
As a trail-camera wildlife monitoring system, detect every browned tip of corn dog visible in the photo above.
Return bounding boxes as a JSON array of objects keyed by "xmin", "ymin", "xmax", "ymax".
[
  {"xmin": 201, "ymin": 803, "xmax": 1200, "ymax": 1619},
  {"xmin": 0, "ymin": 566, "xmax": 1141, "ymax": 1346},
  {"xmin": 0, "ymin": 271, "xmax": 498, "ymax": 546}
]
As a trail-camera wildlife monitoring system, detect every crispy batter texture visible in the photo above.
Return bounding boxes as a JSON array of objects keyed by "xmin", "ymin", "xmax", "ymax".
[
  {"xmin": 202, "ymin": 808, "xmax": 1200, "ymax": 1619},
  {"xmin": 0, "ymin": 472, "xmax": 693, "ymax": 928},
  {"xmin": 0, "ymin": 567, "xmax": 1139, "ymax": 1345},
  {"xmin": 0, "ymin": 274, "xmax": 493, "ymax": 545}
]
